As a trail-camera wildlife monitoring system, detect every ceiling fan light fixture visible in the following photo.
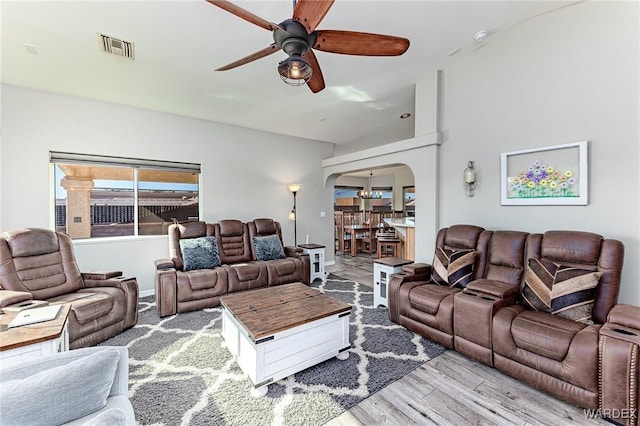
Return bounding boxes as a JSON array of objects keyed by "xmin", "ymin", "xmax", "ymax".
[{"xmin": 277, "ymin": 55, "xmax": 313, "ymax": 86}]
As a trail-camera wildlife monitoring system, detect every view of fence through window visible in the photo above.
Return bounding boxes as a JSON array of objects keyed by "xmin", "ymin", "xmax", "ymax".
[
  {"xmin": 334, "ymin": 186, "xmax": 393, "ymax": 212},
  {"xmin": 54, "ymin": 162, "xmax": 199, "ymax": 239}
]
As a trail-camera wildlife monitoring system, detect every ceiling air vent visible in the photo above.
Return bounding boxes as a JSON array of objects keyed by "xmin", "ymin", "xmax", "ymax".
[{"xmin": 97, "ymin": 33, "xmax": 135, "ymax": 60}]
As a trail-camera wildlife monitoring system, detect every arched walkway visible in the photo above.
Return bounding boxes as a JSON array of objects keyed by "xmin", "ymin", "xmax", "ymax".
[{"xmin": 322, "ymin": 134, "xmax": 440, "ymax": 263}]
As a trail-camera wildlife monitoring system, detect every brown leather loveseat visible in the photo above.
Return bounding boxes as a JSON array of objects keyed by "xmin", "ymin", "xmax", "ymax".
[
  {"xmin": 0, "ymin": 228, "xmax": 139, "ymax": 349},
  {"xmin": 389, "ymin": 225, "xmax": 639, "ymax": 422},
  {"xmin": 154, "ymin": 218, "xmax": 310, "ymax": 317}
]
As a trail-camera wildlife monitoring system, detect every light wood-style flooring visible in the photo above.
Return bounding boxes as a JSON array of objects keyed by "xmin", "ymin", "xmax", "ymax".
[{"xmin": 325, "ymin": 254, "xmax": 606, "ymax": 426}]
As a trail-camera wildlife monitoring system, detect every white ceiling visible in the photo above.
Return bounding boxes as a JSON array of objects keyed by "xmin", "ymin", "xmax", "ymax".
[{"xmin": 1, "ymin": 0, "xmax": 575, "ymax": 146}]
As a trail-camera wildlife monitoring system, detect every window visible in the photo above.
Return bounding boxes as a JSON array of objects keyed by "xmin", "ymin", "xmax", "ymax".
[
  {"xmin": 371, "ymin": 186, "xmax": 393, "ymax": 212},
  {"xmin": 334, "ymin": 185, "xmax": 363, "ymax": 210},
  {"xmin": 403, "ymin": 186, "xmax": 415, "ymax": 217},
  {"xmin": 51, "ymin": 152, "xmax": 200, "ymax": 239}
]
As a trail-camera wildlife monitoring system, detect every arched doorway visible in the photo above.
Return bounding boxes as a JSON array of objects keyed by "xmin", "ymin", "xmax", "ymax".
[
  {"xmin": 322, "ymin": 135, "xmax": 440, "ymax": 264},
  {"xmin": 332, "ymin": 165, "xmax": 415, "ymax": 259}
]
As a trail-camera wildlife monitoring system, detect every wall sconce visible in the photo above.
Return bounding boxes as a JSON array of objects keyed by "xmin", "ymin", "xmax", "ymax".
[
  {"xmin": 464, "ymin": 161, "xmax": 477, "ymax": 197},
  {"xmin": 288, "ymin": 184, "xmax": 300, "ymax": 246}
]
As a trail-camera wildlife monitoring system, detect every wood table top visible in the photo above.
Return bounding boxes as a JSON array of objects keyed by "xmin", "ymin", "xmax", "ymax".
[
  {"xmin": 0, "ymin": 304, "xmax": 70, "ymax": 351},
  {"xmin": 220, "ymin": 283, "xmax": 351, "ymax": 341}
]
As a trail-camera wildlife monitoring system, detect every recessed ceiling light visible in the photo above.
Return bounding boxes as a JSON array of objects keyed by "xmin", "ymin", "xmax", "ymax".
[
  {"xmin": 448, "ymin": 48, "xmax": 461, "ymax": 57},
  {"xmin": 473, "ymin": 30, "xmax": 489, "ymax": 43},
  {"xmin": 400, "ymin": 113, "xmax": 411, "ymax": 119}
]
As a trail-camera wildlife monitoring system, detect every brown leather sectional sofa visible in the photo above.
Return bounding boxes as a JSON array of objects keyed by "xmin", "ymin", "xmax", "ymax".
[
  {"xmin": 0, "ymin": 228, "xmax": 139, "ymax": 349},
  {"xmin": 154, "ymin": 218, "xmax": 310, "ymax": 317},
  {"xmin": 389, "ymin": 224, "xmax": 639, "ymax": 422}
]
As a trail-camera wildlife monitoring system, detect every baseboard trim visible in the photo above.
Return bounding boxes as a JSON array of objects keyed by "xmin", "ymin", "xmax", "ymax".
[
  {"xmin": 139, "ymin": 289, "xmax": 155, "ymax": 298},
  {"xmin": 325, "ymin": 260, "xmax": 336, "ymax": 266}
]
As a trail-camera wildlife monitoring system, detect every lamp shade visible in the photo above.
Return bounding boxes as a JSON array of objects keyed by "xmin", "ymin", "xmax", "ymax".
[{"xmin": 288, "ymin": 184, "xmax": 301, "ymax": 193}]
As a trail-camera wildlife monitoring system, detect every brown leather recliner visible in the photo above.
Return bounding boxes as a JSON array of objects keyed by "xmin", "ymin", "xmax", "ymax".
[
  {"xmin": 492, "ymin": 230, "xmax": 624, "ymax": 409},
  {"xmin": 453, "ymin": 230, "xmax": 530, "ymax": 365},
  {"xmin": 0, "ymin": 228, "xmax": 138, "ymax": 349},
  {"xmin": 155, "ymin": 219, "xmax": 310, "ymax": 317},
  {"xmin": 389, "ymin": 225, "xmax": 630, "ymax": 412},
  {"xmin": 155, "ymin": 221, "xmax": 228, "ymax": 316},
  {"xmin": 214, "ymin": 219, "xmax": 269, "ymax": 293},
  {"xmin": 247, "ymin": 218, "xmax": 309, "ymax": 286},
  {"xmin": 388, "ymin": 224, "xmax": 489, "ymax": 348}
]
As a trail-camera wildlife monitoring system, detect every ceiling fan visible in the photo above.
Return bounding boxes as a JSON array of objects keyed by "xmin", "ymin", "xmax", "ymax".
[{"xmin": 206, "ymin": 0, "xmax": 410, "ymax": 93}]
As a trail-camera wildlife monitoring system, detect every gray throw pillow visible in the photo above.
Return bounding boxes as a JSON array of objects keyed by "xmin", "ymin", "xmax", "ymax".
[
  {"xmin": 179, "ymin": 236, "xmax": 221, "ymax": 271},
  {"xmin": 0, "ymin": 348, "xmax": 120, "ymax": 426},
  {"xmin": 253, "ymin": 235, "xmax": 286, "ymax": 261}
]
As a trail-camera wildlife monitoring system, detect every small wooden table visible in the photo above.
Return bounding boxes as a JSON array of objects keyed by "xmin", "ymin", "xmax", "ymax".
[
  {"xmin": 0, "ymin": 304, "xmax": 70, "ymax": 367},
  {"xmin": 220, "ymin": 283, "xmax": 351, "ymax": 396},
  {"xmin": 344, "ymin": 224, "xmax": 384, "ymax": 257}
]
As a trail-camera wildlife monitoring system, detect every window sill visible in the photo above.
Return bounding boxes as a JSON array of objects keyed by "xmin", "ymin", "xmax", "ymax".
[{"xmin": 71, "ymin": 234, "xmax": 168, "ymax": 245}]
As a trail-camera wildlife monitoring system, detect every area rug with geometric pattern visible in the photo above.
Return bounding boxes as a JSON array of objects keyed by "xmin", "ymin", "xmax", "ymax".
[{"xmin": 100, "ymin": 274, "xmax": 445, "ymax": 425}]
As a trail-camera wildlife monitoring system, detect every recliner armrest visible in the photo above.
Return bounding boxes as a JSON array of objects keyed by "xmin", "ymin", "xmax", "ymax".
[
  {"xmin": 83, "ymin": 276, "xmax": 134, "ymax": 289},
  {"xmin": 401, "ymin": 262, "xmax": 431, "ymax": 276},
  {"xmin": 390, "ymin": 272, "xmax": 424, "ymax": 283},
  {"xmin": 155, "ymin": 268, "xmax": 178, "ymax": 317},
  {"xmin": 466, "ymin": 279, "xmax": 519, "ymax": 299},
  {"xmin": 605, "ymin": 303, "xmax": 640, "ymax": 331},
  {"xmin": 390, "ymin": 263, "xmax": 431, "ymax": 285},
  {"xmin": 155, "ymin": 258, "xmax": 176, "ymax": 270},
  {"xmin": 0, "ymin": 290, "xmax": 33, "ymax": 308},
  {"xmin": 83, "ymin": 277, "xmax": 139, "ymax": 329},
  {"xmin": 81, "ymin": 270, "xmax": 123, "ymax": 280},
  {"xmin": 284, "ymin": 246, "xmax": 304, "ymax": 257}
]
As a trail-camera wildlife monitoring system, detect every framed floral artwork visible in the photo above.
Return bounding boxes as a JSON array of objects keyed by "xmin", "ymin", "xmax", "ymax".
[{"xmin": 500, "ymin": 141, "xmax": 588, "ymax": 205}]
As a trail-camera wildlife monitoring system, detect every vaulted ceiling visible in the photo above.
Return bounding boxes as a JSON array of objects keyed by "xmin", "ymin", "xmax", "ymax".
[{"xmin": 2, "ymin": 1, "xmax": 575, "ymax": 146}]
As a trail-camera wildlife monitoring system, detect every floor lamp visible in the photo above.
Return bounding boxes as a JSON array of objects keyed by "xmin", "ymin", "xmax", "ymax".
[{"xmin": 288, "ymin": 184, "xmax": 300, "ymax": 246}]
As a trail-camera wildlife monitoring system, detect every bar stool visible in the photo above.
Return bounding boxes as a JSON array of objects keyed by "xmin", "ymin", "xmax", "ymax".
[{"xmin": 376, "ymin": 231, "xmax": 400, "ymax": 259}]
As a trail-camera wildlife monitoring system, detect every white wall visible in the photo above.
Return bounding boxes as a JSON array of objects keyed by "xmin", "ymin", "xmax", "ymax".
[
  {"xmin": 1, "ymin": 85, "xmax": 334, "ymax": 295},
  {"xmin": 438, "ymin": 1, "xmax": 640, "ymax": 305}
]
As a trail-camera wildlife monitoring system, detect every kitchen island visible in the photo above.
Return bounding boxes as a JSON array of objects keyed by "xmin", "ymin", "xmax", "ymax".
[{"xmin": 383, "ymin": 218, "xmax": 415, "ymax": 261}]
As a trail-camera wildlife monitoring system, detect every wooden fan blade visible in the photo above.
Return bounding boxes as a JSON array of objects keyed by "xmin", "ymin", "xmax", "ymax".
[
  {"xmin": 293, "ymin": 0, "xmax": 335, "ymax": 34},
  {"xmin": 303, "ymin": 50, "xmax": 325, "ymax": 93},
  {"xmin": 215, "ymin": 43, "xmax": 280, "ymax": 71},
  {"xmin": 206, "ymin": 0, "xmax": 281, "ymax": 31},
  {"xmin": 314, "ymin": 30, "xmax": 410, "ymax": 56}
]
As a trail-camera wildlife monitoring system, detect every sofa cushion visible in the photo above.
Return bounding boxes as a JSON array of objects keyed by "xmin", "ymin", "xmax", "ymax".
[
  {"xmin": 432, "ymin": 248, "xmax": 476, "ymax": 288},
  {"xmin": 0, "ymin": 348, "xmax": 120, "ymax": 426},
  {"xmin": 522, "ymin": 258, "xmax": 602, "ymax": 323},
  {"xmin": 5, "ymin": 227, "xmax": 60, "ymax": 257},
  {"xmin": 511, "ymin": 310, "xmax": 586, "ymax": 361},
  {"xmin": 408, "ymin": 284, "xmax": 460, "ymax": 316},
  {"xmin": 252, "ymin": 235, "xmax": 285, "ymax": 261},
  {"xmin": 179, "ymin": 236, "xmax": 221, "ymax": 271},
  {"xmin": 253, "ymin": 218, "xmax": 277, "ymax": 234}
]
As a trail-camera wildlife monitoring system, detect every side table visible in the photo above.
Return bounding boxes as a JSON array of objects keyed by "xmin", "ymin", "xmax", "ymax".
[
  {"xmin": 0, "ymin": 303, "xmax": 70, "ymax": 367},
  {"xmin": 298, "ymin": 243, "xmax": 325, "ymax": 282},
  {"xmin": 373, "ymin": 257, "xmax": 413, "ymax": 307}
]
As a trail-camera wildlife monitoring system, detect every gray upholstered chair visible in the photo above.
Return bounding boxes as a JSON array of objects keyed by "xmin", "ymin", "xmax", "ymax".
[{"xmin": 0, "ymin": 346, "xmax": 135, "ymax": 425}]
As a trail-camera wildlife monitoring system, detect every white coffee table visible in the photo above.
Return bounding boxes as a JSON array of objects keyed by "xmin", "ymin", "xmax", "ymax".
[{"xmin": 220, "ymin": 283, "xmax": 351, "ymax": 396}]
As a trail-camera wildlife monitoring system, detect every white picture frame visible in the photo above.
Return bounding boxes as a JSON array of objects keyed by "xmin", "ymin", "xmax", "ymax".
[{"xmin": 500, "ymin": 141, "xmax": 588, "ymax": 205}]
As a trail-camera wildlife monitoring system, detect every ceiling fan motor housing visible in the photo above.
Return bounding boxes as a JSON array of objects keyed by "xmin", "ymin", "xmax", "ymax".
[{"xmin": 274, "ymin": 19, "xmax": 317, "ymax": 56}]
